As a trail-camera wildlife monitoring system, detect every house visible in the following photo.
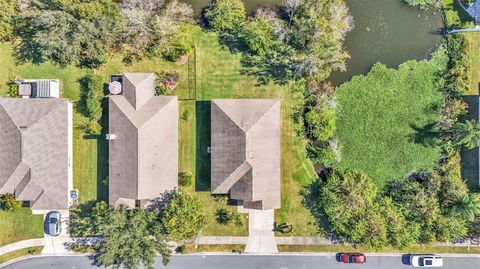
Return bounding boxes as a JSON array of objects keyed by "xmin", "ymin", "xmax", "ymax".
[
  {"xmin": 108, "ymin": 73, "xmax": 178, "ymax": 208},
  {"xmin": 211, "ymin": 99, "xmax": 281, "ymax": 210},
  {"xmin": 0, "ymin": 98, "xmax": 73, "ymax": 213},
  {"xmin": 17, "ymin": 79, "xmax": 60, "ymax": 98}
]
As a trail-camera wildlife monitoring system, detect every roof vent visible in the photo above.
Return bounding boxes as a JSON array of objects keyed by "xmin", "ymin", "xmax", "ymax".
[
  {"xmin": 108, "ymin": 81, "xmax": 122, "ymax": 95},
  {"xmin": 106, "ymin": 134, "xmax": 117, "ymax": 140}
]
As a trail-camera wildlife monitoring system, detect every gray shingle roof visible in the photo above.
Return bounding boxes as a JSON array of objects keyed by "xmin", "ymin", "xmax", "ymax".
[
  {"xmin": 109, "ymin": 73, "xmax": 178, "ymax": 208},
  {"xmin": 0, "ymin": 98, "xmax": 70, "ymax": 210},
  {"xmin": 211, "ymin": 99, "xmax": 281, "ymax": 210}
]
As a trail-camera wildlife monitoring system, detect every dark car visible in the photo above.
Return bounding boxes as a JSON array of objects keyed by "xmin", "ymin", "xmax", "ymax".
[
  {"xmin": 46, "ymin": 211, "xmax": 61, "ymax": 236},
  {"xmin": 340, "ymin": 253, "xmax": 367, "ymax": 264}
]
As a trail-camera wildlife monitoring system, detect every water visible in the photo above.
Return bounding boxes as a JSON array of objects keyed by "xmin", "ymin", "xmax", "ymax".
[{"xmin": 183, "ymin": 0, "xmax": 443, "ymax": 85}]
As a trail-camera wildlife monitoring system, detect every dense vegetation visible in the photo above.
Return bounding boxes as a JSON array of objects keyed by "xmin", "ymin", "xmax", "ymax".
[
  {"xmin": 204, "ymin": 0, "xmax": 353, "ymax": 84},
  {"xmin": 70, "ymin": 191, "xmax": 206, "ymax": 268},
  {"xmin": 334, "ymin": 49, "xmax": 447, "ymax": 185},
  {"xmin": 305, "ymin": 31, "xmax": 480, "ymax": 248},
  {"xmin": 2, "ymin": 0, "xmax": 194, "ymax": 68},
  {"xmin": 79, "ymin": 75, "xmax": 105, "ymax": 135}
]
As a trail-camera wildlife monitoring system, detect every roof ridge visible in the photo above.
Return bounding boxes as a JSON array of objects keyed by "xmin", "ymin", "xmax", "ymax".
[
  {"xmin": 27, "ymin": 100, "xmax": 65, "ymax": 131},
  {"xmin": 0, "ymin": 102, "xmax": 21, "ymax": 133},
  {"xmin": 213, "ymin": 161, "xmax": 252, "ymax": 193},
  {"xmin": 244, "ymin": 100, "xmax": 279, "ymax": 133},
  {"xmin": 212, "ymin": 101, "xmax": 247, "ymax": 134},
  {"xmin": 137, "ymin": 96, "xmax": 177, "ymax": 129}
]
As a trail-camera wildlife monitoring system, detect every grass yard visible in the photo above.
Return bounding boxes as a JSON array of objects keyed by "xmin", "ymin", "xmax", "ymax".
[
  {"xmin": 0, "ymin": 208, "xmax": 43, "ymax": 247},
  {"xmin": 278, "ymin": 245, "xmax": 480, "ymax": 254},
  {"xmin": 334, "ymin": 57, "xmax": 446, "ymax": 186},
  {"xmin": 465, "ymin": 33, "xmax": 480, "ymax": 95},
  {"xmin": 183, "ymin": 244, "xmax": 245, "ymax": 253},
  {"xmin": 0, "ymin": 246, "xmax": 43, "ymax": 265}
]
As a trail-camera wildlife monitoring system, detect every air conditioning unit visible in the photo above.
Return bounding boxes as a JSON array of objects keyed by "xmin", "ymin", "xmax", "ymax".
[{"xmin": 106, "ymin": 134, "xmax": 117, "ymax": 140}]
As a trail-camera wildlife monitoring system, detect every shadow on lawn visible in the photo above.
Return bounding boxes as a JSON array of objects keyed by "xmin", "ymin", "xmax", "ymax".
[
  {"xmin": 408, "ymin": 122, "xmax": 441, "ymax": 148},
  {"xmin": 461, "ymin": 95, "xmax": 479, "ymax": 189},
  {"xmin": 195, "ymin": 101, "xmax": 211, "ymax": 191}
]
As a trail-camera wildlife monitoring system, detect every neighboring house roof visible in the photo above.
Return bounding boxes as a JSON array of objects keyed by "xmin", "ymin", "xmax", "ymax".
[
  {"xmin": 0, "ymin": 98, "xmax": 70, "ymax": 210},
  {"xmin": 211, "ymin": 99, "xmax": 281, "ymax": 210},
  {"xmin": 109, "ymin": 73, "xmax": 178, "ymax": 208}
]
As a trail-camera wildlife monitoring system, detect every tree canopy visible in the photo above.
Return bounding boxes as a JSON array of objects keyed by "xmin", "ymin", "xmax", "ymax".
[{"xmin": 160, "ymin": 190, "xmax": 206, "ymax": 241}]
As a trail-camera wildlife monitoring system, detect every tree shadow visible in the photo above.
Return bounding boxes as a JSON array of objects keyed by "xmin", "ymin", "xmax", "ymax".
[
  {"xmin": 195, "ymin": 101, "xmax": 211, "ymax": 191},
  {"xmin": 97, "ymin": 97, "xmax": 109, "ymax": 201},
  {"xmin": 461, "ymin": 95, "xmax": 479, "ymax": 189},
  {"xmin": 408, "ymin": 122, "xmax": 441, "ymax": 147}
]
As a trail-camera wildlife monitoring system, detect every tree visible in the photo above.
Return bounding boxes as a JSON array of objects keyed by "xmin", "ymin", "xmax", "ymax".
[
  {"xmin": 0, "ymin": 193, "xmax": 22, "ymax": 211},
  {"xmin": 120, "ymin": 0, "xmax": 193, "ymax": 59},
  {"xmin": 304, "ymin": 106, "xmax": 335, "ymax": 141},
  {"xmin": 451, "ymin": 120, "xmax": 480, "ymax": 149},
  {"xmin": 160, "ymin": 190, "xmax": 206, "ymax": 241},
  {"xmin": 96, "ymin": 207, "xmax": 171, "ymax": 269},
  {"xmin": 0, "ymin": 0, "xmax": 15, "ymax": 41},
  {"xmin": 445, "ymin": 193, "xmax": 480, "ymax": 222},
  {"xmin": 204, "ymin": 0, "xmax": 246, "ymax": 32},
  {"xmin": 316, "ymin": 169, "xmax": 388, "ymax": 248},
  {"xmin": 69, "ymin": 200, "xmax": 109, "ymax": 237}
]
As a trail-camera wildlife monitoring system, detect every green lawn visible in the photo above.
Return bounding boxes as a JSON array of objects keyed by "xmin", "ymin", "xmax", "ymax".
[
  {"xmin": 465, "ymin": 33, "xmax": 480, "ymax": 95},
  {"xmin": 0, "ymin": 246, "xmax": 43, "ymax": 265},
  {"xmin": 0, "ymin": 208, "xmax": 43, "ymax": 247},
  {"xmin": 278, "ymin": 245, "xmax": 480, "ymax": 254},
  {"xmin": 335, "ymin": 59, "xmax": 445, "ymax": 186}
]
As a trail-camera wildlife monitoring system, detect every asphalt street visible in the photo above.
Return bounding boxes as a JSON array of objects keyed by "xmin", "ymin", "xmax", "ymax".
[{"xmin": 2, "ymin": 254, "xmax": 480, "ymax": 269}]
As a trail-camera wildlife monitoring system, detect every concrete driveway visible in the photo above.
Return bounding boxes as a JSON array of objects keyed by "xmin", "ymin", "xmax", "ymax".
[
  {"xmin": 242, "ymin": 208, "xmax": 278, "ymax": 253},
  {"xmin": 41, "ymin": 210, "xmax": 73, "ymax": 255}
]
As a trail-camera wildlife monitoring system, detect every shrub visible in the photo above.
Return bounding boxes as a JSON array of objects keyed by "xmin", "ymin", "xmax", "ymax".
[
  {"xmin": 403, "ymin": 0, "xmax": 433, "ymax": 9},
  {"xmin": 204, "ymin": 0, "xmax": 246, "ymax": 32},
  {"xmin": 304, "ymin": 106, "xmax": 335, "ymax": 141},
  {"xmin": 215, "ymin": 208, "xmax": 232, "ymax": 225},
  {"xmin": 0, "ymin": 193, "xmax": 23, "ymax": 211},
  {"xmin": 6, "ymin": 80, "xmax": 17, "ymax": 97},
  {"xmin": 233, "ymin": 211, "xmax": 243, "ymax": 228},
  {"xmin": 178, "ymin": 172, "xmax": 193, "ymax": 187},
  {"xmin": 181, "ymin": 109, "xmax": 191, "ymax": 121},
  {"xmin": 163, "ymin": 41, "xmax": 192, "ymax": 62},
  {"xmin": 79, "ymin": 74, "xmax": 104, "ymax": 135}
]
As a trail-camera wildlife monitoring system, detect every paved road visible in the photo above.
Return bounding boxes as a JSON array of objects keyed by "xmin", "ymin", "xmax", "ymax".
[{"xmin": 2, "ymin": 254, "xmax": 480, "ymax": 269}]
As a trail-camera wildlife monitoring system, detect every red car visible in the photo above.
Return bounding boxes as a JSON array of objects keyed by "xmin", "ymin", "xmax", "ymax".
[{"xmin": 340, "ymin": 253, "xmax": 367, "ymax": 264}]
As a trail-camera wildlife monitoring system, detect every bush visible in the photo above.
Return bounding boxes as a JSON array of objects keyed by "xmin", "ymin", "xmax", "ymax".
[
  {"xmin": 404, "ymin": 0, "xmax": 433, "ymax": 9},
  {"xmin": 6, "ymin": 80, "xmax": 17, "ymax": 97},
  {"xmin": 79, "ymin": 74, "xmax": 104, "ymax": 135},
  {"xmin": 233, "ymin": 211, "xmax": 243, "ymax": 228},
  {"xmin": 204, "ymin": 0, "xmax": 246, "ymax": 32},
  {"xmin": 181, "ymin": 109, "xmax": 191, "ymax": 121},
  {"xmin": 178, "ymin": 172, "xmax": 193, "ymax": 187},
  {"xmin": 215, "ymin": 208, "xmax": 232, "ymax": 225},
  {"xmin": 0, "ymin": 193, "xmax": 23, "ymax": 211},
  {"xmin": 304, "ymin": 106, "xmax": 335, "ymax": 141},
  {"xmin": 163, "ymin": 41, "xmax": 192, "ymax": 62}
]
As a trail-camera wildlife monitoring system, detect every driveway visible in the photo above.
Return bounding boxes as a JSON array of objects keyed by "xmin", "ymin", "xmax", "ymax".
[
  {"xmin": 241, "ymin": 208, "xmax": 277, "ymax": 253},
  {"xmin": 41, "ymin": 210, "xmax": 73, "ymax": 255}
]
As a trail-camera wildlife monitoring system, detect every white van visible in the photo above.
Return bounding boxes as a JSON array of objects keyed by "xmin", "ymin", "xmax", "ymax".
[{"xmin": 410, "ymin": 255, "xmax": 443, "ymax": 267}]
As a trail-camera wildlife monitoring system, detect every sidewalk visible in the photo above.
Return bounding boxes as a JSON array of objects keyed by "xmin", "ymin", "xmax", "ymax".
[{"xmin": 0, "ymin": 239, "xmax": 44, "ymax": 256}]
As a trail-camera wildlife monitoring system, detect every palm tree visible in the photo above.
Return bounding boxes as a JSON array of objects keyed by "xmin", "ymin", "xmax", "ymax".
[
  {"xmin": 447, "ymin": 193, "xmax": 480, "ymax": 221},
  {"xmin": 451, "ymin": 120, "xmax": 480, "ymax": 149}
]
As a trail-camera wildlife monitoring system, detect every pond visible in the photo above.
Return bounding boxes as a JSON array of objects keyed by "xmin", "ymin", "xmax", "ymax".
[{"xmin": 183, "ymin": 0, "xmax": 444, "ymax": 85}]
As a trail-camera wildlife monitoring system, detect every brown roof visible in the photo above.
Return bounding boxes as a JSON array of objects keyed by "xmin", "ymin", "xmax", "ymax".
[
  {"xmin": 211, "ymin": 99, "xmax": 281, "ymax": 210},
  {"xmin": 0, "ymin": 98, "xmax": 70, "ymax": 210},
  {"xmin": 109, "ymin": 73, "xmax": 178, "ymax": 208}
]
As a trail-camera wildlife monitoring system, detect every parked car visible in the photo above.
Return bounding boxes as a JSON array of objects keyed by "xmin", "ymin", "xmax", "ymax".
[
  {"xmin": 340, "ymin": 253, "xmax": 367, "ymax": 264},
  {"xmin": 46, "ymin": 211, "xmax": 61, "ymax": 236},
  {"xmin": 410, "ymin": 255, "xmax": 443, "ymax": 267}
]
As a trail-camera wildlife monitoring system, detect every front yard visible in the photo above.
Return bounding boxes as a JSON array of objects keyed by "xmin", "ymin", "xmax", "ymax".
[{"xmin": 0, "ymin": 208, "xmax": 43, "ymax": 247}]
